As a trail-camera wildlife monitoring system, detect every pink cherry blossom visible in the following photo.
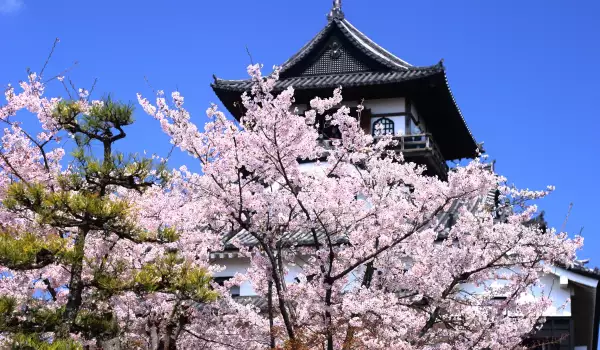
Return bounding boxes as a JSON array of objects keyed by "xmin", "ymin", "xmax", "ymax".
[
  {"xmin": 0, "ymin": 61, "xmax": 583, "ymax": 349},
  {"xmin": 134, "ymin": 65, "xmax": 582, "ymax": 349}
]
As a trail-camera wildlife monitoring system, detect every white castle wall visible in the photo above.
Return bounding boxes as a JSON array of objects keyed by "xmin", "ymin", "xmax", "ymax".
[{"xmin": 214, "ymin": 256, "xmax": 574, "ymax": 317}]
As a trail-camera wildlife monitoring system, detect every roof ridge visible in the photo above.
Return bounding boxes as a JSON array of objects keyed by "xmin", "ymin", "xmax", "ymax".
[
  {"xmin": 279, "ymin": 17, "xmax": 422, "ymax": 76},
  {"xmin": 279, "ymin": 22, "xmax": 334, "ymax": 74},
  {"xmin": 338, "ymin": 18, "xmax": 412, "ymax": 69}
]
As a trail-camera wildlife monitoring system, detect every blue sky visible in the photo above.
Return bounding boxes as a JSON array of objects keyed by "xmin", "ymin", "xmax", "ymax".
[{"xmin": 1, "ymin": 0, "xmax": 599, "ymax": 263}]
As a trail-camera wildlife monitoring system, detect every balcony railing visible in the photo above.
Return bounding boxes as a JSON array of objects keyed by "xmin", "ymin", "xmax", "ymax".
[
  {"xmin": 319, "ymin": 133, "xmax": 448, "ymax": 177},
  {"xmin": 382, "ymin": 134, "xmax": 448, "ymax": 175}
]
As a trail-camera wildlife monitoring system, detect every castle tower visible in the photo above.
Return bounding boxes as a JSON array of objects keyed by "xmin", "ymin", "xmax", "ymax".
[{"xmin": 212, "ymin": 1, "xmax": 479, "ymax": 179}]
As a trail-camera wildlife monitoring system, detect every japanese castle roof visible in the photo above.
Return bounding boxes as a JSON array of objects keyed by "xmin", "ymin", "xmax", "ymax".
[
  {"xmin": 211, "ymin": 3, "xmax": 479, "ymax": 160},
  {"xmin": 210, "ymin": 183, "xmax": 498, "ymax": 258},
  {"xmin": 212, "ymin": 15, "xmax": 443, "ymax": 92}
]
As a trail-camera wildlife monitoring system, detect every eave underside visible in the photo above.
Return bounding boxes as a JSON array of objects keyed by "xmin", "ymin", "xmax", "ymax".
[
  {"xmin": 211, "ymin": 13, "xmax": 478, "ymax": 161},
  {"xmin": 212, "ymin": 71, "xmax": 478, "ymax": 160}
]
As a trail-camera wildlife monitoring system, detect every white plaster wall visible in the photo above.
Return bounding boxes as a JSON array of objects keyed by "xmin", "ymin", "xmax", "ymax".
[
  {"xmin": 293, "ymin": 98, "xmax": 408, "ymax": 135},
  {"xmin": 212, "ymin": 257, "xmax": 255, "ymax": 296},
  {"xmin": 459, "ymin": 273, "xmax": 572, "ymax": 317},
  {"xmin": 337, "ymin": 100, "xmax": 406, "ymax": 136},
  {"xmin": 535, "ymin": 273, "xmax": 572, "ymax": 316},
  {"xmin": 213, "ymin": 257, "xmax": 308, "ymax": 297},
  {"xmin": 284, "ymin": 263, "xmax": 305, "ymax": 285},
  {"xmin": 215, "ymin": 255, "xmax": 573, "ymax": 317},
  {"xmin": 362, "ymin": 98, "xmax": 406, "ymax": 135},
  {"xmin": 362, "ymin": 98, "xmax": 405, "ymax": 114},
  {"xmin": 294, "ymin": 98, "xmax": 406, "ymax": 116}
]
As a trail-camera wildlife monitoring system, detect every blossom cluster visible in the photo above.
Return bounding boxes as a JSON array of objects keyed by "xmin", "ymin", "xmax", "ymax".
[
  {"xmin": 0, "ymin": 62, "xmax": 583, "ymax": 349},
  {"xmin": 133, "ymin": 64, "xmax": 582, "ymax": 349}
]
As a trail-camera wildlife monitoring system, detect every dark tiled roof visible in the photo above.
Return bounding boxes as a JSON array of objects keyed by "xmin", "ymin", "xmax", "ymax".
[
  {"xmin": 208, "ymin": 188, "xmax": 496, "ymax": 256},
  {"xmin": 213, "ymin": 66, "xmax": 442, "ymax": 92},
  {"xmin": 210, "ymin": 8, "xmax": 479, "ymax": 161},
  {"xmin": 211, "ymin": 17, "xmax": 433, "ymax": 93},
  {"xmin": 336, "ymin": 18, "xmax": 412, "ymax": 70},
  {"xmin": 559, "ymin": 260, "xmax": 600, "ymax": 280},
  {"xmin": 277, "ymin": 21, "xmax": 333, "ymax": 74},
  {"xmin": 277, "ymin": 18, "xmax": 412, "ymax": 75},
  {"xmin": 222, "ymin": 228, "xmax": 328, "ymax": 251},
  {"xmin": 434, "ymin": 190, "xmax": 495, "ymax": 239},
  {"xmin": 233, "ymin": 296, "xmax": 269, "ymax": 312}
]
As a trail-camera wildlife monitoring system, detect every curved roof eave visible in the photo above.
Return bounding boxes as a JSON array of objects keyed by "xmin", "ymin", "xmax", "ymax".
[
  {"xmin": 212, "ymin": 66, "xmax": 443, "ymax": 92},
  {"xmin": 278, "ymin": 18, "xmax": 415, "ymax": 76},
  {"xmin": 439, "ymin": 68, "xmax": 479, "ymax": 156},
  {"xmin": 337, "ymin": 18, "xmax": 412, "ymax": 70}
]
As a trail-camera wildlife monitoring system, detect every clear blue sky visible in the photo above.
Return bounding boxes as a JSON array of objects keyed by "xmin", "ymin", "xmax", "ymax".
[{"xmin": 1, "ymin": 0, "xmax": 599, "ymax": 263}]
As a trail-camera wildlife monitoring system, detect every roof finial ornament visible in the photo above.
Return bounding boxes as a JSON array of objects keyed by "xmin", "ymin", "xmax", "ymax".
[{"xmin": 327, "ymin": 0, "xmax": 344, "ymax": 21}]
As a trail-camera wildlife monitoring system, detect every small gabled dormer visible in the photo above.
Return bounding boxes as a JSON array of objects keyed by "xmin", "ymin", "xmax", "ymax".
[{"xmin": 211, "ymin": 0, "xmax": 479, "ymax": 180}]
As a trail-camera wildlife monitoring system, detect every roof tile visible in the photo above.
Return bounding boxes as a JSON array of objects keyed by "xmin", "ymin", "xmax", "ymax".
[{"xmin": 212, "ymin": 66, "xmax": 443, "ymax": 92}]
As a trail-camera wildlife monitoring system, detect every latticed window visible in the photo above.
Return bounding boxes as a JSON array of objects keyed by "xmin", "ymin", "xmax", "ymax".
[{"xmin": 373, "ymin": 117, "xmax": 395, "ymax": 136}]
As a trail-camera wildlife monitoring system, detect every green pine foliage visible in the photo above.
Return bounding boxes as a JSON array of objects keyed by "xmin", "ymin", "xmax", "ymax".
[
  {"xmin": 0, "ymin": 97, "xmax": 217, "ymax": 348},
  {"xmin": 10, "ymin": 334, "xmax": 83, "ymax": 350},
  {"xmin": 0, "ymin": 232, "xmax": 72, "ymax": 270}
]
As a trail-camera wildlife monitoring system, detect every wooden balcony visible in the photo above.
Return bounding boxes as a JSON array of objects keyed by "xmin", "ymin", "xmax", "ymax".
[
  {"xmin": 319, "ymin": 133, "xmax": 448, "ymax": 180},
  {"xmin": 381, "ymin": 134, "xmax": 448, "ymax": 179}
]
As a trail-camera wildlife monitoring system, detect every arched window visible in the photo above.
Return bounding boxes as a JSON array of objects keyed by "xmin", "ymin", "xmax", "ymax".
[{"xmin": 372, "ymin": 117, "xmax": 395, "ymax": 136}]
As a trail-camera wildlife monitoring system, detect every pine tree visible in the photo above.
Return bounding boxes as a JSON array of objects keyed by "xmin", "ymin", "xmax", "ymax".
[{"xmin": 0, "ymin": 90, "xmax": 217, "ymax": 348}]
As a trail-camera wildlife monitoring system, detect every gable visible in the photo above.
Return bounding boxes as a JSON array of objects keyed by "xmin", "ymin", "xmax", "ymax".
[
  {"xmin": 279, "ymin": 22, "xmax": 396, "ymax": 79},
  {"xmin": 301, "ymin": 36, "xmax": 371, "ymax": 76}
]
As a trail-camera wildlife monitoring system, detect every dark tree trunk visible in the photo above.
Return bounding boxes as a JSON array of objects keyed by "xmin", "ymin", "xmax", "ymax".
[
  {"xmin": 57, "ymin": 227, "xmax": 88, "ymax": 339},
  {"xmin": 268, "ymin": 280, "xmax": 276, "ymax": 349}
]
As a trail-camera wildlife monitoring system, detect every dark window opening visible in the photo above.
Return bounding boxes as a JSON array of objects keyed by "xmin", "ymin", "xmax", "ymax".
[
  {"xmin": 213, "ymin": 276, "xmax": 240, "ymax": 297},
  {"xmin": 316, "ymin": 115, "xmax": 341, "ymax": 140},
  {"xmin": 446, "ymin": 213, "xmax": 456, "ymax": 229},
  {"xmin": 323, "ymin": 120, "xmax": 342, "ymax": 139}
]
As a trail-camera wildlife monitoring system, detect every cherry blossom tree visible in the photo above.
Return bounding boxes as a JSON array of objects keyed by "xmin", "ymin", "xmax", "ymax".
[
  {"xmin": 137, "ymin": 64, "xmax": 583, "ymax": 350},
  {"xmin": 0, "ymin": 55, "xmax": 583, "ymax": 349},
  {"xmin": 0, "ymin": 71, "xmax": 220, "ymax": 349}
]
